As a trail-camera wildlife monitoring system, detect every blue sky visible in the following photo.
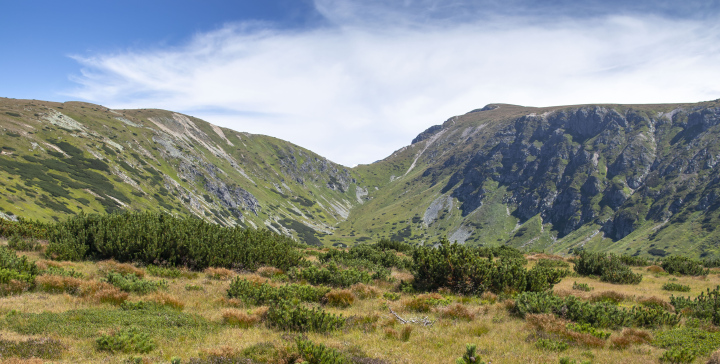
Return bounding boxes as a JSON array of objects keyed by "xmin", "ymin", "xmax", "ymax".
[{"xmin": 2, "ymin": 0, "xmax": 719, "ymax": 166}]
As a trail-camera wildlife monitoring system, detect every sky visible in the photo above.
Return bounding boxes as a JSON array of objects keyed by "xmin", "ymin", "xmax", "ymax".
[{"xmin": 1, "ymin": 1, "xmax": 719, "ymax": 166}]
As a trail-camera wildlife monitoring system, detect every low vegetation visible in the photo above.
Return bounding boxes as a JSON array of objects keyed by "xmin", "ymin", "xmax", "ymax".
[{"xmin": 0, "ymin": 212, "xmax": 719, "ymax": 363}]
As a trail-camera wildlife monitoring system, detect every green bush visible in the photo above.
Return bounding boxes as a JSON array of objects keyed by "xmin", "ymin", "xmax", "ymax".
[
  {"xmin": 265, "ymin": 300, "xmax": 344, "ymax": 333},
  {"xmin": 104, "ymin": 272, "xmax": 167, "ymax": 294},
  {"xmin": 659, "ymin": 347, "xmax": 696, "ymax": 363},
  {"xmin": 654, "ymin": 327, "xmax": 720, "ymax": 359},
  {"xmin": 412, "ymin": 238, "xmax": 564, "ymax": 295},
  {"xmin": 573, "ymin": 251, "xmax": 642, "ymax": 284},
  {"xmin": 8, "ymin": 234, "xmax": 43, "ymax": 251},
  {"xmin": 146, "ymin": 264, "xmax": 197, "ymax": 279},
  {"xmin": 535, "ymin": 338, "xmax": 569, "ymax": 352},
  {"xmin": 662, "ymin": 283, "xmax": 690, "ymax": 292},
  {"xmin": 0, "ymin": 217, "xmax": 50, "ymax": 239},
  {"xmin": 514, "ymin": 291, "xmax": 679, "ymax": 328},
  {"xmin": 290, "ymin": 264, "xmax": 372, "ymax": 287},
  {"xmin": 661, "ymin": 256, "xmax": 709, "ymax": 276},
  {"xmin": 566, "ymin": 322, "xmax": 610, "ymax": 339},
  {"xmin": 572, "ymin": 282, "xmax": 593, "ymax": 292},
  {"xmin": 96, "ymin": 327, "xmax": 155, "ymax": 353},
  {"xmin": 618, "ymin": 255, "xmax": 649, "ymax": 267},
  {"xmin": 226, "ymin": 277, "xmax": 330, "ymax": 305},
  {"xmin": 46, "ymin": 211, "xmax": 303, "ymax": 271},
  {"xmin": 296, "ymin": 337, "xmax": 348, "ymax": 364},
  {"xmin": 456, "ymin": 343, "xmax": 485, "ymax": 364},
  {"xmin": 536, "ymin": 259, "xmax": 570, "ymax": 269},
  {"xmin": 670, "ymin": 286, "xmax": 720, "ymax": 325},
  {"xmin": 0, "ymin": 245, "xmax": 39, "ymax": 294},
  {"xmin": 373, "ymin": 238, "xmax": 416, "ymax": 254}
]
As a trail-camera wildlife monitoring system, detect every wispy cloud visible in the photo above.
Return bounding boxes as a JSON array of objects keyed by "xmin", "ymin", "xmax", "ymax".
[{"xmin": 67, "ymin": 0, "xmax": 720, "ymax": 166}]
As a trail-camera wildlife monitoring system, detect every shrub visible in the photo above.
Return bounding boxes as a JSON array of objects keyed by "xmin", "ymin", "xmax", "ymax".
[
  {"xmin": 526, "ymin": 314, "xmax": 606, "ymax": 348},
  {"xmin": 7, "ymin": 234, "xmax": 43, "ymax": 251},
  {"xmin": 661, "ymin": 256, "xmax": 709, "ymax": 276},
  {"xmin": 350, "ymin": 283, "xmax": 379, "ymax": 299},
  {"xmin": 618, "ymin": 254, "xmax": 649, "ymax": 267},
  {"xmin": 456, "ymin": 343, "xmax": 484, "ymax": 364},
  {"xmin": 185, "ymin": 284, "xmax": 204, "ymax": 291},
  {"xmin": 610, "ymin": 328, "xmax": 652, "ymax": 349},
  {"xmin": 320, "ymin": 243, "xmax": 413, "ymax": 272},
  {"xmin": 663, "ymin": 283, "xmax": 691, "ymax": 292},
  {"xmin": 104, "ymin": 272, "xmax": 167, "ymax": 294},
  {"xmin": 96, "ymin": 327, "xmax": 155, "ymax": 353},
  {"xmin": 660, "ymin": 347, "xmax": 696, "ymax": 363},
  {"xmin": 670, "ymin": 286, "xmax": 720, "ymax": 325},
  {"xmin": 290, "ymin": 264, "xmax": 372, "ymax": 287},
  {"xmin": 404, "ymin": 293, "xmax": 451, "ymax": 313},
  {"xmin": 227, "ymin": 278, "xmax": 329, "ymax": 305},
  {"xmin": 573, "ymin": 251, "xmax": 642, "ymax": 284},
  {"xmin": 572, "ymin": 282, "xmax": 593, "ymax": 292},
  {"xmin": 146, "ymin": 264, "xmax": 197, "ymax": 279},
  {"xmin": 536, "ymin": 259, "xmax": 570, "ymax": 269},
  {"xmin": 383, "ymin": 292, "xmax": 400, "ymax": 301},
  {"xmin": 296, "ymin": 337, "xmax": 348, "ymax": 364},
  {"xmin": 412, "ymin": 238, "xmax": 563, "ymax": 295},
  {"xmin": 265, "ymin": 300, "xmax": 344, "ymax": 333},
  {"xmin": 46, "ymin": 211, "xmax": 303, "ymax": 270},
  {"xmin": 323, "ymin": 289, "xmax": 357, "ymax": 308},
  {"xmin": 654, "ymin": 327, "xmax": 720, "ymax": 358},
  {"xmin": 0, "ymin": 245, "xmax": 39, "ymax": 285},
  {"xmin": 647, "ymin": 265, "xmax": 666, "ymax": 273},
  {"xmin": 205, "ymin": 267, "xmax": 235, "ymax": 280},
  {"xmin": 514, "ymin": 292, "xmax": 680, "ymax": 328},
  {"xmin": 535, "ymin": 338, "xmax": 569, "ymax": 352},
  {"xmin": 41, "ymin": 265, "xmax": 83, "ymax": 278}
]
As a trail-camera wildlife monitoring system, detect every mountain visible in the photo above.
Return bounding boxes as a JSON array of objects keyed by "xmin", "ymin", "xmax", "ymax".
[
  {"xmin": 0, "ymin": 98, "xmax": 361, "ymax": 246},
  {"xmin": 2, "ymin": 97, "xmax": 720, "ymax": 257}
]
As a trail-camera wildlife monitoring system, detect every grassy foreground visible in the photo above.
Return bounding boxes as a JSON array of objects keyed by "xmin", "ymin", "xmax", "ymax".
[{"xmin": 1, "ymin": 215, "xmax": 720, "ymax": 363}]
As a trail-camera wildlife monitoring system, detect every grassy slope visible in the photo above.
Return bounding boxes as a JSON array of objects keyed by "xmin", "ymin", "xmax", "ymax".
[{"xmin": 0, "ymin": 98, "xmax": 360, "ymax": 244}]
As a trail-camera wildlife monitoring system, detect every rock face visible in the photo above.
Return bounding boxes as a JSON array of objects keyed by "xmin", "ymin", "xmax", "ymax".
[{"xmin": 440, "ymin": 105, "xmax": 720, "ymax": 240}]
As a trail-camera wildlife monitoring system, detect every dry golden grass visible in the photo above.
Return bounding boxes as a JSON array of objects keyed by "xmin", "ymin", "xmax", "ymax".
[
  {"xmin": 708, "ymin": 349, "xmax": 720, "ymax": 364},
  {"xmin": 205, "ymin": 267, "xmax": 235, "ymax": 280},
  {"xmin": 97, "ymin": 260, "xmax": 145, "ymax": 277},
  {"xmin": 323, "ymin": 289, "xmax": 357, "ymax": 307},
  {"xmin": 222, "ymin": 308, "xmax": 263, "ymax": 328},
  {"xmin": 610, "ymin": 328, "xmax": 652, "ymax": 349},
  {"xmin": 148, "ymin": 292, "xmax": 185, "ymax": 310},
  {"xmin": 351, "ymin": 283, "xmax": 379, "ymax": 299},
  {"xmin": 256, "ymin": 266, "xmax": 283, "ymax": 278},
  {"xmin": 436, "ymin": 303, "xmax": 476, "ymax": 321}
]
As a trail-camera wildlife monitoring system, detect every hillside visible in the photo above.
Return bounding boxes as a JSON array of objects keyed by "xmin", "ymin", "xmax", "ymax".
[
  {"xmin": 339, "ymin": 100, "xmax": 720, "ymax": 258},
  {"xmin": 2, "ymin": 97, "xmax": 720, "ymax": 257},
  {"xmin": 0, "ymin": 98, "xmax": 361, "ymax": 246}
]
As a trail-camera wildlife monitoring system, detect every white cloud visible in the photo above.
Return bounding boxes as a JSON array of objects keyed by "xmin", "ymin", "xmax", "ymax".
[{"xmin": 67, "ymin": 0, "xmax": 720, "ymax": 166}]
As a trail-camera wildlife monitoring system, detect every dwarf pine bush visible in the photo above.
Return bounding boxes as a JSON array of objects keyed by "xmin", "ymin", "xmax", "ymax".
[
  {"xmin": 514, "ymin": 291, "xmax": 679, "ymax": 328},
  {"xmin": 412, "ymin": 238, "xmax": 564, "ymax": 295},
  {"xmin": 46, "ymin": 211, "xmax": 303, "ymax": 271},
  {"xmin": 290, "ymin": 264, "xmax": 372, "ymax": 287},
  {"xmin": 573, "ymin": 251, "xmax": 642, "ymax": 284},
  {"xmin": 227, "ymin": 278, "xmax": 330, "ymax": 305},
  {"xmin": 670, "ymin": 286, "xmax": 720, "ymax": 325},
  {"xmin": 661, "ymin": 256, "xmax": 709, "ymax": 276},
  {"xmin": 265, "ymin": 300, "xmax": 344, "ymax": 333}
]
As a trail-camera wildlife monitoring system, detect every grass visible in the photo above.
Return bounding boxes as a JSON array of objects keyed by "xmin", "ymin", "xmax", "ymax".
[{"xmin": 2, "ymin": 242, "xmax": 720, "ymax": 363}]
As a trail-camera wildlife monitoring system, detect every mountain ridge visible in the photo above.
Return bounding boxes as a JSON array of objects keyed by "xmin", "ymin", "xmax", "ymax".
[{"xmin": 2, "ymin": 97, "xmax": 720, "ymax": 257}]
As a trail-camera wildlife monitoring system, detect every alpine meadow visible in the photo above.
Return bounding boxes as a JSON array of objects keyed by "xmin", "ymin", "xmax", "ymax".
[{"xmin": 2, "ymin": 96, "xmax": 720, "ymax": 363}]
